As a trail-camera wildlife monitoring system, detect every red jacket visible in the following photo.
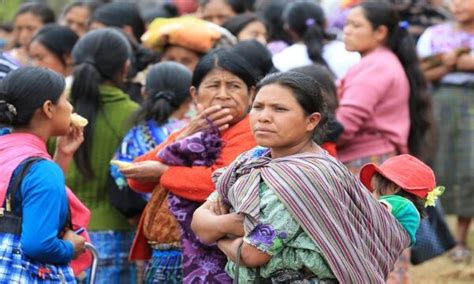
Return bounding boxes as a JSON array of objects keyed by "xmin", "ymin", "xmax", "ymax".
[{"xmin": 128, "ymin": 116, "xmax": 257, "ymax": 260}]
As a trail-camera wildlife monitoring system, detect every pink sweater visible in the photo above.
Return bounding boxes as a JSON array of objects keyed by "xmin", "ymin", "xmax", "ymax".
[{"xmin": 336, "ymin": 47, "xmax": 410, "ymax": 163}]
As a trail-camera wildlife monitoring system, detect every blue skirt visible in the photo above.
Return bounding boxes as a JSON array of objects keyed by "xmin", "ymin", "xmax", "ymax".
[
  {"xmin": 144, "ymin": 248, "xmax": 182, "ymax": 284},
  {"xmin": 80, "ymin": 230, "xmax": 137, "ymax": 284},
  {"xmin": 0, "ymin": 233, "xmax": 75, "ymax": 283}
]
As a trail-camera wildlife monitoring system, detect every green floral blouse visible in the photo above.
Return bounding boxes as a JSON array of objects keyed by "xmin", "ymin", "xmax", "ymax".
[{"xmin": 225, "ymin": 182, "xmax": 335, "ymax": 283}]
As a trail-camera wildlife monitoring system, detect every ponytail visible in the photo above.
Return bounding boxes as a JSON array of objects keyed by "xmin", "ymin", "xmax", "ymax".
[
  {"xmin": 139, "ymin": 91, "xmax": 178, "ymax": 125},
  {"xmin": 390, "ymin": 28, "xmax": 432, "ymax": 158},
  {"xmin": 132, "ymin": 61, "xmax": 192, "ymax": 126},
  {"xmin": 70, "ymin": 62, "xmax": 101, "ymax": 179},
  {"xmin": 283, "ymin": 1, "xmax": 335, "ymax": 69},
  {"xmin": 303, "ymin": 21, "xmax": 333, "ymax": 67},
  {"xmin": 70, "ymin": 28, "xmax": 132, "ymax": 179}
]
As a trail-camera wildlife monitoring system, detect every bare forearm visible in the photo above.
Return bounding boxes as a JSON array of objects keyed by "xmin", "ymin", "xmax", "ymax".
[
  {"xmin": 457, "ymin": 55, "xmax": 474, "ymax": 71},
  {"xmin": 422, "ymin": 65, "xmax": 452, "ymax": 82},
  {"xmin": 217, "ymin": 238, "xmax": 272, "ymax": 268},
  {"xmin": 192, "ymin": 207, "xmax": 227, "ymax": 244},
  {"xmin": 217, "ymin": 237, "xmax": 242, "ymax": 263},
  {"xmin": 53, "ymin": 151, "xmax": 73, "ymax": 174}
]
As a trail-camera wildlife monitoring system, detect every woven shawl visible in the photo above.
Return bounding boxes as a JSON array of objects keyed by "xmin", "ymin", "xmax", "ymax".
[{"xmin": 214, "ymin": 148, "xmax": 410, "ymax": 283}]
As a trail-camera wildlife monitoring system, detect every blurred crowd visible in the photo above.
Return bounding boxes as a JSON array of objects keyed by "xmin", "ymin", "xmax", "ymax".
[{"xmin": 0, "ymin": 0, "xmax": 472, "ymax": 283}]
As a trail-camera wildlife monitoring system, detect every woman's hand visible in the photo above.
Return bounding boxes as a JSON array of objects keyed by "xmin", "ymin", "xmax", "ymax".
[
  {"xmin": 62, "ymin": 229, "xmax": 86, "ymax": 260},
  {"xmin": 54, "ymin": 126, "xmax": 84, "ymax": 173},
  {"xmin": 55, "ymin": 126, "xmax": 84, "ymax": 158},
  {"xmin": 120, "ymin": 160, "xmax": 169, "ymax": 183},
  {"xmin": 220, "ymin": 213, "xmax": 245, "ymax": 237},
  {"xmin": 192, "ymin": 201, "xmax": 244, "ymax": 243},
  {"xmin": 176, "ymin": 104, "xmax": 234, "ymax": 140},
  {"xmin": 441, "ymin": 50, "xmax": 458, "ymax": 69},
  {"xmin": 217, "ymin": 237, "xmax": 272, "ymax": 267}
]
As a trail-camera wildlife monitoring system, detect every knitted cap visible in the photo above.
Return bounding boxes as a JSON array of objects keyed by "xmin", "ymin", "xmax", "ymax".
[{"xmin": 360, "ymin": 154, "xmax": 436, "ymax": 199}]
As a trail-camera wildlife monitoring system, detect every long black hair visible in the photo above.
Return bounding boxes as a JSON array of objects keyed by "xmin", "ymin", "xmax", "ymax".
[
  {"xmin": 283, "ymin": 1, "xmax": 335, "ymax": 67},
  {"xmin": 70, "ymin": 28, "xmax": 131, "ymax": 179},
  {"xmin": 359, "ymin": 1, "xmax": 432, "ymax": 158},
  {"xmin": 0, "ymin": 67, "xmax": 64, "ymax": 127},
  {"xmin": 260, "ymin": 0, "xmax": 292, "ymax": 44},
  {"xmin": 134, "ymin": 62, "xmax": 192, "ymax": 125},
  {"xmin": 31, "ymin": 24, "xmax": 79, "ymax": 67}
]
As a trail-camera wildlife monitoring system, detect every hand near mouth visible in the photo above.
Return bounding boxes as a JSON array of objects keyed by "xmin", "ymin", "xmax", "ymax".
[{"xmin": 176, "ymin": 104, "xmax": 234, "ymax": 139}]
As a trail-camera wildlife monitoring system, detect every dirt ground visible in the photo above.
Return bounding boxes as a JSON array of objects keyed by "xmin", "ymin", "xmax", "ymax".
[{"xmin": 410, "ymin": 216, "xmax": 474, "ymax": 283}]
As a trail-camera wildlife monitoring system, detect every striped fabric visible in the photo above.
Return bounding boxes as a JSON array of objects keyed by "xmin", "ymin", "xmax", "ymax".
[
  {"xmin": 214, "ymin": 148, "xmax": 410, "ymax": 283},
  {"xmin": 0, "ymin": 52, "xmax": 18, "ymax": 80}
]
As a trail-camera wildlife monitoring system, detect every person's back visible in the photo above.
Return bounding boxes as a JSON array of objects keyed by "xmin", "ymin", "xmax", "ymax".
[
  {"xmin": 109, "ymin": 62, "xmax": 192, "ymax": 217},
  {"xmin": 67, "ymin": 28, "xmax": 139, "ymax": 283}
]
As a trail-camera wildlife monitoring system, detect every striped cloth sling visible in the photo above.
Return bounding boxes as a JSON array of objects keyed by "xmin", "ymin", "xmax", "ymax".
[{"xmin": 214, "ymin": 148, "xmax": 410, "ymax": 283}]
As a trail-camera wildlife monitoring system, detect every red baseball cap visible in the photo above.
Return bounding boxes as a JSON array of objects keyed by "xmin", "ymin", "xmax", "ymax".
[{"xmin": 359, "ymin": 154, "xmax": 436, "ymax": 199}]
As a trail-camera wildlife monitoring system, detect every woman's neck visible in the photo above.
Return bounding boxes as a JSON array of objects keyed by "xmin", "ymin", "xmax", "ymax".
[
  {"xmin": 270, "ymin": 140, "xmax": 319, "ymax": 159},
  {"xmin": 12, "ymin": 127, "xmax": 48, "ymax": 142}
]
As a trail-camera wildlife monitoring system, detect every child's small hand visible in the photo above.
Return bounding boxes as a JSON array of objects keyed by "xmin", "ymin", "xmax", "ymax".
[
  {"xmin": 441, "ymin": 50, "xmax": 459, "ymax": 68},
  {"xmin": 456, "ymin": 53, "xmax": 474, "ymax": 71},
  {"xmin": 62, "ymin": 229, "xmax": 86, "ymax": 259}
]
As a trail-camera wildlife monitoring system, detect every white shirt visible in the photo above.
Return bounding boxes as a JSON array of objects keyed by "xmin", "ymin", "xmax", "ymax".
[{"xmin": 272, "ymin": 41, "xmax": 360, "ymax": 79}]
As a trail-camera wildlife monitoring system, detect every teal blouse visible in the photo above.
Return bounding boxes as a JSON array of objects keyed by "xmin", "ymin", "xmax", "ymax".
[
  {"xmin": 225, "ymin": 182, "xmax": 335, "ymax": 283},
  {"xmin": 379, "ymin": 195, "xmax": 420, "ymax": 246}
]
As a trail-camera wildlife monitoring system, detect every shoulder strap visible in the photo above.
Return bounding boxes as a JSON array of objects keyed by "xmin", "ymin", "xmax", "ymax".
[{"xmin": 5, "ymin": 157, "xmax": 44, "ymax": 214}]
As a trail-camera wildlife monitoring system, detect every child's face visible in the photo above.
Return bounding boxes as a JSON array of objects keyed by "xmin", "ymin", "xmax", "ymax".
[
  {"xmin": 450, "ymin": 0, "xmax": 474, "ymax": 24},
  {"xmin": 371, "ymin": 175, "xmax": 400, "ymax": 197}
]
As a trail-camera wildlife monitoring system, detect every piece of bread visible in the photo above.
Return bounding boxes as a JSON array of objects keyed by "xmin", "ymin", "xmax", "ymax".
[
  {"xmin": 70, "ymin": 113, "xmax": 88, "ymax": 127},
  {"xmin": 110, "ymin": 160, "xmax": 134, "ymax": 170}
]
